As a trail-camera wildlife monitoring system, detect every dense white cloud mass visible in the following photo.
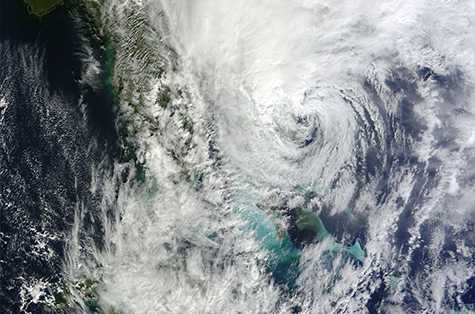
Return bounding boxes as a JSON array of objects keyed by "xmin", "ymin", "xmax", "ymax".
[{"xmin": 66, "ymin": 1, "xmax": 475, "ymax": 313}]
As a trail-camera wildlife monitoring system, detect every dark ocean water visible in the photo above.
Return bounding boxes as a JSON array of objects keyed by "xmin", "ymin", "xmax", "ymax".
[
  {"xmin": 1, "ymin": 1, "xmax": 474, "ymax": 313},
  {"xmin": 0, "ymin": 2, "xmax": 117, "ymax": 312}
]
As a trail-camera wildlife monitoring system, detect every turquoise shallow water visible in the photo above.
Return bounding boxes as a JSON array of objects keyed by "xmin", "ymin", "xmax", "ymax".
[{"xmin": 2, "ymin": 1, "xmax": 475, "ymax": 313}]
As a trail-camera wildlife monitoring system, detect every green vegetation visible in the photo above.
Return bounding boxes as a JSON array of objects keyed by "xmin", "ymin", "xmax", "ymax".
[
  {"xmin": 24, "ymin": 0, "xmax": 64, "ymax": 17},
  {"xmin": 295, "ymin": 208, "xmax": 330, "ymax": 241},
  {"xmin": 102, "ymin": 37, "xmax": 149, "ymax": 185},
  {"xmin": 235, "ymin": 203, "xmax": 366, "ymax": 289},
  {"xmin": 51, "ymin": 276, "xmax": 123, "ymax": 313},
  {"xmin": 40, "ymin": 277, "xmax": 103, "ymax": 313},
  {"xmin": 74, "ymin": 278, "xmax": 101, "ymax": 313},
  {"xmin": 295, "ymin": 208, "xmax": 365, "ymax": 263}
]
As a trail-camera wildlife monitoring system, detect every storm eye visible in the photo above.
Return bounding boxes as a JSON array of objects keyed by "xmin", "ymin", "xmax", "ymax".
[
  {"xmin": 294, "ymin": 114, "xmax": 319, "ymax": 148},
  {"xmin": 273, "ymin": 113, "xmax": 319, "ymax": 148}
]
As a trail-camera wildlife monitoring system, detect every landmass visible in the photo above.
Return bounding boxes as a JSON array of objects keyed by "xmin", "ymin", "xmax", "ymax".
[{"xmin": 24, "ymin": 0, "xmax": 64, "ymax": 17}]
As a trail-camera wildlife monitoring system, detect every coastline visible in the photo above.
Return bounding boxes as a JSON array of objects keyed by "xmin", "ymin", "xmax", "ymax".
[{"xmin": 24, "ymin": 0, "xmax": 64, "ymax": 17}]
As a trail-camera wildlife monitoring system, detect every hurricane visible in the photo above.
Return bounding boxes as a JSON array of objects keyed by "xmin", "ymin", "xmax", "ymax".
[{"xmin": 1, "ymin": 1, "xmax": 475, "ymax": 313}]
